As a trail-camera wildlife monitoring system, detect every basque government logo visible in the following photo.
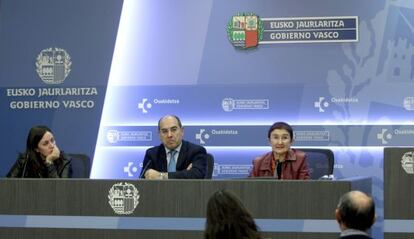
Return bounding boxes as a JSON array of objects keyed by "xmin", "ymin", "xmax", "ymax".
[
  {"xmin": 108, "ymin": 182, "xmax": 140, "ymax": 215},
  {"xmin": 227, "ymin": 13, "xmax": 263, "ymax": 49},
  {"xmin": 222, "ymin": 98, "xmax": 235, "ymax": 112},
  {"xmin": 36, "ymin": 47, "xmax": 72, "ymax": 84},
  {"xmin": 107, "ymin": 130, "xmax": 120, "ymax": 143},
  {"xmin": 401, "ymin": 151, "xmax": 414, "ymax": 174}
]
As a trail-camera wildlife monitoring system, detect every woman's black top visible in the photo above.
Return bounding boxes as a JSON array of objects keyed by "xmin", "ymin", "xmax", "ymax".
[{"xmin": 6, "ymin": 153, "xmax": 72, "ymax": 178}]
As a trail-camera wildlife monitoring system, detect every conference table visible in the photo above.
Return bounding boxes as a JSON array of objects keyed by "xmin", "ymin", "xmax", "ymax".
[{"xmin": 0, "ymin": 177, "xmax": 371, "ymax": 239}]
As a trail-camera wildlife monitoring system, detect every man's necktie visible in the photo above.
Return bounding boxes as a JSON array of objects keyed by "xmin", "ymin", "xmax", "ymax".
[{"xmin": 168, "ymin": 150, "xmax": 177, "ymax": 172}]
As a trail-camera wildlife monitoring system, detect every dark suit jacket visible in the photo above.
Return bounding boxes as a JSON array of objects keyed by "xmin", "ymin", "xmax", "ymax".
[{"xmin": 140, "ymin": 140, "xmax": 207, "ymax": 179}]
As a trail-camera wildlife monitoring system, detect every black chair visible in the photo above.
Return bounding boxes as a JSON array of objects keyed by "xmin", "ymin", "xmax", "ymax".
[
  {"xmin": 300, "ymin": 148, "xmax": 334, "ymax": 180},
  {"xmin": 205, "ymin": 153, "xmax": 214, "ymax": 179},
  {"xmin": 67, "ymin": 153, "xmax": 91, "ymax": 178}
]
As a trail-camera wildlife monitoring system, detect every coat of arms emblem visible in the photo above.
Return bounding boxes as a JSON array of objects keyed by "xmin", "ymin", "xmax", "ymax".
[
  {"xmin": 108, "ymin": 182, "xmax": 140, "ymax": 215},
  {"xmin": 227, "ymin": 13, "xmax": 263, "ymax": 49},
  {"xmin": 401, "ymin": 151, "xmax": 414, "ymax": 174},
  {"xmin": 35, "ymin": 47, "xmax": 72, "ymax": 84}
]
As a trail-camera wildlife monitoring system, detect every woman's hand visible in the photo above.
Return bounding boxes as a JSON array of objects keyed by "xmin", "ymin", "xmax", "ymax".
[{"xmin": 45, "ymin": 146, "xmax": 60, "ymax": 165}]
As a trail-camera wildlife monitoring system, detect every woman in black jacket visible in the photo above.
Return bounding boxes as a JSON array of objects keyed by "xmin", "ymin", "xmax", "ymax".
[{"xmin": 7, "ymin": 125, "xmax": 72, "ymax": 178}]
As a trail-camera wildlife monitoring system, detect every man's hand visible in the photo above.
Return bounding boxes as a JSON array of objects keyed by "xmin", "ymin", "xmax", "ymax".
[
  {"xmin": 186, "ymin": 163, "xmax": 192, "ymax": 170},
  {"xmin": 144, "ymin": 169, "xmax": 162, "ymax": 179}
]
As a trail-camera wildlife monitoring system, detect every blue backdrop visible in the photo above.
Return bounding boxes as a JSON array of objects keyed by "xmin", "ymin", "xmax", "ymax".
[
  {"xmin": 1, "ymin": 1, "xmax": 414, "ymax": 238},
  {"xmin": 0, "ymin": 0, "xmax": 122, "ymax": 176}
]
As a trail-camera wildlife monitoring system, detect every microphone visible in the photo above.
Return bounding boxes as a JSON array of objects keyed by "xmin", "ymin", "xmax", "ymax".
[
  {"xmin": 21, "ymin": 152, "xmax": 29, "ymax": 178},
  {"xmin": 139, "ymin": 159, "xmax": 152, "ymax": 179},
  {"xmin": 319, "ymin": 174, "xmax": 335, "ymax": 180}
]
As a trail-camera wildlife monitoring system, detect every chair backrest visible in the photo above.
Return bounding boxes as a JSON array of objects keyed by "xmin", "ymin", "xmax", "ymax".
[
  {"xmin": 299, "ymin": 148, "xmax": 334, "ymax": 180},
  {"xmin": 67, "ymin": 153, "xmax": 91, "ymax": 178},
  {"xmin": 205, "ymin": 153, "xmax": 214, "ymax": 179}
]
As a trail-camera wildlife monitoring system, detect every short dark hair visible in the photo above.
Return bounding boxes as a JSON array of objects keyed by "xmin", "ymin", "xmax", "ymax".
[
  {"xmin": 157, "ymin": 115, "xmax": 182, "ymax": 131},
  {"xmin": 205, "ymin": 189, "xmax": 262, "ymax": 239},
  {"xmin": 267, "ymin": 122, "xmax": 293, "ymax": 140},
  {"xmin": 337, "ymin": 191, "xmax": 375, "ymax": 231}
]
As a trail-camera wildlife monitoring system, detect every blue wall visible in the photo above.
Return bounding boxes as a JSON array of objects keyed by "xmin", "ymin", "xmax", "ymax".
[
  {"xmin": 0, "ymin": 0, "xmax": 123, "ymax": 176},
  {"xmin": 1, "ymin": 1, "xmax": 414, "ymax": 238}
]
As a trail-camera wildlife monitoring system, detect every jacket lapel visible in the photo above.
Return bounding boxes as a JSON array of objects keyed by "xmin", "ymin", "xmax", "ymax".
[
  {"xmin": 159, "ymin": 146, "xmax": 168, "ymax": 171},
  {"xmin": 259, "ymin": 152, "xmax": 273, "ymax": 171},
  {"xmin": 286, "ymin": 149, "xmax": 297, "ymax": 162},
  {"xmin": 176, "ymin": 140, "xmax": 187, "ymax": 170}
]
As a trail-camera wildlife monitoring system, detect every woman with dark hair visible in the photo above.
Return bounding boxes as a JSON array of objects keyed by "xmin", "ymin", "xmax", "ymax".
[
  {"xmin": 249, "ymin": 122, "xmax": 310, "ymax": 179},
  {"xmin": 205, "ymin": 189, "xmax": 262, "ymax": 239},
  {"xmin": 7, "ymin": 125, "xmax": 72, "ymax": 178}
]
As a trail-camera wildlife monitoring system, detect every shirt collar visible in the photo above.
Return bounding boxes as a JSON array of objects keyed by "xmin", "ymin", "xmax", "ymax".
[
  {"xmin": 340, "ymin": 228, "xmax": 369, "ymax": 237},
  {"xmin": 164, "ymin": 142, "xmax": 182, "ymax": 155}
]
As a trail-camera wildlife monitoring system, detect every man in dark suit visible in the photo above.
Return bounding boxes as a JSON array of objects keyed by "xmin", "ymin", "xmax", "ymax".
[
  {"xmin": 335, "ymin": 190, "xmax": 376, "ymax": 239},
  {"xmin": 141, "ymin": 115, "xmax": 207, "ymax": 179}
]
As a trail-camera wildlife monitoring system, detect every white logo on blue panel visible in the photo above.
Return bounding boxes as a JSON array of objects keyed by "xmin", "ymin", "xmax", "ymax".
[
  {"xmin": 314, "ymin": 97, "xmax": 329, "ymax": 112},
  {"xmin": 124, "ymin": 162, "xmax": 138, "ymax": 177},
  {"xmin": 195, "ymin": 129, "xmax": 210, "ymax": 145},
  {"xmin": 36, "ymin": 47, "xmax": 71, "ymax": 84},
  {"xmin": 294, "ymin": 131, "xmax": 330, "ymax": 142},
  {"xmin": 403, "ymin": 97, "xmax": 414, "ymax": 111},
  {"xmin": 107, "ymin": 130, "xmax": 120, "ymax": 143},
  {"xmin": 377, "ymin": 128, "xmax": 392, "ymax": 144},
  {"xmin": 107, "ymin": 130, "xmax": 152, "ymax": 144},
  {"xmin": 138, "ymin": 98, "xmax": 179, "ymax": 114},
  {"xmin": 195, "ymin": 128, "xmax": 239, "ymax": 145},
  {"xmin": 213, "ymin": 163, "xmax": 252, "ymax": 176},
  {"xmin": 222, "ymin": 97, "xmax": 269, "ymax": 112},
  {"xmin": 222, "ymin": 98, "xmax": 235, "ymax": 112},
  {"xmin": 138, "ymin": 98, "xmax": 152, "ymax": 113}
]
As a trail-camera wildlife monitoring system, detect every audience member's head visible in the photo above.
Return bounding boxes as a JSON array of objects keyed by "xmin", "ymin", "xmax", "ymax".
[
  {"xmin": 335, "ymin": 190, "xmax": 376, "ymax": 232},
  {"xmin": 205, "ymin": 189, "xmax": 262, "ymax": 239}
]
